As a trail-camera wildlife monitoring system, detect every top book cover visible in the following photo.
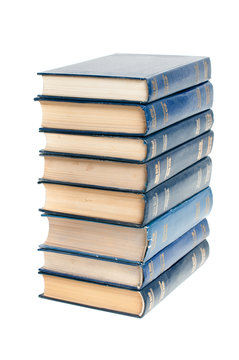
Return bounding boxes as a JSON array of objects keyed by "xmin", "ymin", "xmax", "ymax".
[{"xmin": 38, "ymin": 54, "xmax": 211, "ymax": 103}]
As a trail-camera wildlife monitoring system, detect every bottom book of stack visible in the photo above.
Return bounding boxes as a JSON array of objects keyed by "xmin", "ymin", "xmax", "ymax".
[{"xmin": 39, "ymin": 223, "xmax": 210, "ymax": 317}]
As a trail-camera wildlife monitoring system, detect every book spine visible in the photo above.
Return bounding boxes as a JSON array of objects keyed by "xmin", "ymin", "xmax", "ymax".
[
  {"xmin": 144, "ymin": 187, "xmax": 212, "ymax": 261},
  {"xmin": 140, "ymin": 240, "xmax": 209, "ymax": 316},
  {"xmin": 146, "ymin": 130, "xmax": 214, "ymax": 191},
  {"xmin": 143, "ymin": 157, "xmax": 212, "ymax": 225},
  {"xmin": 144, "ymin": 81, "xmax": 213, "ymax": 135},
  {"xmin": 147, "ymin": 57, "xmax": 211, "ymax": 103},
  {"xmin": 142, "ymin": 219, "xmax": 209, "ymax": 287},
  {"xmin": 145, "ymin": 109, "xmax": 214, "ymax": 161}
]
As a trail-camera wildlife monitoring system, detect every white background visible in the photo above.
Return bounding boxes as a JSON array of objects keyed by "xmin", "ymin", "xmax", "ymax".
[{"xmin": 1, "ymin": 0, "xmax": 238, "ymax": 359}]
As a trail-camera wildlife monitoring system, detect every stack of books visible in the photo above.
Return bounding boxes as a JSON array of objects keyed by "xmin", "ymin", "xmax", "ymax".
[{"xmin": 36, "ymin": 54, "xmax": 213, "ymax": 317}]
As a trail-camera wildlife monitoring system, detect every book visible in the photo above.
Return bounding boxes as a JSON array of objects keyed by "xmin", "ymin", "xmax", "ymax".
[
  {"xmin": 36, "ymin": 82, "xmax": 213, "ymax": 136},
  {"xmin": 39, "ymin": 157, "xmax": 212, "ymax": 226},
  {"xmin": 39, "ymin": 218, "xmax": 209, "ymax": 289},
  {"xmin": 39, "ymin": 240, "xmax": 209, "ymax": 317},
  {"xmin": 40, "ymin": 131, "xmax": 213, "ymax": 192},
  {"xmin": 40, "ymin": 110, "xmax": 213, "ymax": 162},
  {"xmin": 41, "ymin": 187, "xmax": 212, "ymax": 263},
  {"xmin": 37, "ymin": 54, "xmax": 211, "ymax": 103}
]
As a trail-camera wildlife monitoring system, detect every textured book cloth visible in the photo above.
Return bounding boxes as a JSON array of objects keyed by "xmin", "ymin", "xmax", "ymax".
[
  {"xmin": 40, "ymin": 111, "xmax": 213, "ymax": 162},
  {"xmin": 41, "ymin": 187, "xmax": 212, "ymax": 263},
  {"xmin": 39, "ymin": 219, "xmax": 209, "ymax": 289},
  {"xmin": 39, "ymin": 158, "xmax": 212, "ymax": 226},
  {"xmin": 36, "ymin": 81, "xmax": 213, "ymax": 135},
  {"xmin": 39, "ymin": 240, "xmax": 209, "ymax": 317},
  {"xmin": 38, "ymin": 54, "xmax": 211, "ymax": 103}
]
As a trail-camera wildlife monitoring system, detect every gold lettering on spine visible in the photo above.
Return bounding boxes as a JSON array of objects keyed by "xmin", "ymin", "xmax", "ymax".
[
  {"xmin": 151, "ymin": 139, "xmax": 157, "ymax": 158},
  {"xmin": 163, "ymin": 134, "xmax": 168, "ymax": 152},
  {"xmin": 162, "ymin": 74, "xmax": 169, "ymax": 95},
  {"xmin": 206, "ymin": 135, "xmax": 213, "ymax": 155},
  {"xmin": 154, "ymin": 161, "xmax": 160, "ymax": 185},
  {"xmin": 194, "ymin": 63, "xmax": 200, "ymax": 83},
  {"xmin": 195, "ymin": 202, "xmax": 200, "ymax": 220},
  {"xmin": 205, "ymin": 113, "xmax": 213, "ymax": 131},
  {"xmin": 200, "ymin": 223, "xmax": 207, "ymax": 238},
  {"xmin": 203, "ymin": 60, "xmax": 209, "ymax": 80},
  {"xmin": 151, "ymin": 78, "xmax": 158, "ymax": 99},
  {"xmin": 148, "ymin": 288, "xmax": 155, "ymax": 310},
  {"xmin": 152, "ymin": 193, "xmax": 159, "ymax": 217},
  {"xmin": 196, "ymin": 88, "xmax": 202, "ymax": 109},
  {"xmin": 205, "ymin": 84, "xmax": 210, "ymax": 105},
  {"xmin": 165, "ymin": 156, "xmax": 172, "ymax": 179},
  {"xmin": 200, "ymin": 247, "xmax": 206, "ymax": 265},
  {"xmin": 196, "ymin": 168, "xmax": 202, "ymax": 189},
  {"xmin": 162, "ymin": 223, "xmax": 168, "ymax": 243},
  {"xmin": 197, "ymin": 139, "xmax": 204, "ymax": 160},
  {"xmin": 195, "ymin": 118, "xmax": 201, "ymax": 135},
  {"xmin": 158, "ymin": 281, "xmax": 166, "ymax": 302},
  {"xmin": 151, "ymin": 231, "xmax": 157, "ymax": 251},
  {"xmin": 161, "ymin": 102, "xmax": 168, "ymax": 124},
  {"xmin": 148, "ymin": 261, "xmax": 154, "ymax": 281},
  {"xmin": 164, "ymin": 188, "xmax": 170, "ymax": 211},
  {"xmin": 192, "ymin": 229, "xmax": 197, "ymax": 246},
  {"xmin": 149, "ymin": 106, "xmax": 157, "ymax": 129},
  {"xmin": 205, "ymin": 163, "xmax": 212, "ymax": 184},
  {"xmin": 206, "ymin": 196, "xmax": 210, "ymax": 214},
  {"xmin": 160, "ymin": 253, "xmax": 165, "ymax": 273},
  {"xmin": 192, "ymin": 253, "xmax": 197, "ymax": 273}
]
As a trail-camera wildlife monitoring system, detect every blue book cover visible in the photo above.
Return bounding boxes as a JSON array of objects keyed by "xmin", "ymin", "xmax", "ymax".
[
  {"xmin": 36, "ymin": 82, "xmax": 213, "ymax": 136},
  {"xmin": 39, "ymin": 240, "xmax": 209, "ymax": 317},
  {"xmin": 146, "ymin": 131, "xmax": 213, "ymax": 191},
  {"xmin": 39, "ymin": 219, "xmax": 209, "ymax": 289},
  {"xmin": 144, "ymin": 187, "xmax": 212, "ymax": 261},
  {"xmin": 41, "ymin": 187, "xmax": 212, "ymax": 263},
  {"xmin": 144, "ymin": 158, "xmax": 212, "ymax": 225},
  {"xmin": 40, "ymin": 131, "xmax": 213, "ymax": 192},
  {"xmin": 40, "ymin": 109, "xmax": 213, "ymax": 162},
  {"xmin": 39, "ymin": 157, "xmax": 212, "ymax": 226},
  {"xmin": 145, "ymin": 109, "xmax": 213, "ymax": 160},
  {"xmin": 140, "ymin": 240, "xmax": 209, "ymax": 316},
  {"xmin": 38, "ymin": 54, "xmax": 211, "ymax": 103}
]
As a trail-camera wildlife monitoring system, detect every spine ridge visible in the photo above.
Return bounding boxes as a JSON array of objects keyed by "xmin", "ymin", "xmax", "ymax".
[
  {"xmin": 145, "ymin": 81, "xmax": 213, "ymax": 135},
  {"xmin": 144, "ymin": 157, "xmax": 212, "ymax": 225},
  {"xmin": 147, "ymin": 57, "xmax": 211, "ymax": 102},
  {"xmin": 146, "ymin": 130, "xmax": 214, "ymax": 191},
  {"xmin": 144, "ymin": 187, "xmax": 212, "ymax": 261},
  {"xmin": 141, "ymin": 240, "xmax": 209, "ymax": 316},
  {"xmin": 145, "ymin": 109, "xmax": 214, "ymax": 161},
  {"xmin": 142, "ymin": 219, "xmax": 209, "ymax": 287}
]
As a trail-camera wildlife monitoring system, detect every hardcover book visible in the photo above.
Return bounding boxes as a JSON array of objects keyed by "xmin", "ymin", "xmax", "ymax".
[
  {"xmin": 36, "ymin": 82, "xmax": 213, "ymax": 136},
  {"xmin": 39, "ymin": 157, "xmax": 212, "ymax": 226},
  {"xmin": 39, "ymin": 218, "xmax": 209, "ymax": 289},
  {"xmin": 39, "ymin": 240, "xmax": 209, "ymax": 317},
  {"xmin": 40, "ymin": 110, "xmax": 213, "ymax": 162},
  {"xmin": 40, "ymin": 131, "xmax": 213, "ymax": 192},
  {"xmin": 38, "ymin": 54, "xmax": 211, "ymax": 103},
  {"xmin": 37, "ymin": 54, "xmax": 213, "ymax": 318},
  {"xmin": 41, "ymin": 187, "xmax": 212, "ymax": 263}
]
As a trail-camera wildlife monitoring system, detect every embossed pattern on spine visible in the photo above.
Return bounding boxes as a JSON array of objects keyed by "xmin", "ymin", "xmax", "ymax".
[
  {"xmin": 144, "ymin": 157, "xmax": 212, "ymax": 225},
  {"xmin": 147, "ymin": 57, "xmax": 211, "ymax": 102},
  {"xmin": 141, "ymin": 240, "xmax": 209, "ymax": 316},
  {"xmin": 142, "ymin": 219, "xmax": 209, "ymax": 287},
  {"xmin": 146, "ymin": 131, "xmax": 214, "ymax": 191},
  {"xmin": 146, "ymin": 81, "xmax": 213, "ymax": 135},
  {"xmin": 144, "ymin": 184, "xmax": 212, "ymax": 261},
  {"xmin": 146, "ymin": 109, "xmax": 214, "ymax": 160}
]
